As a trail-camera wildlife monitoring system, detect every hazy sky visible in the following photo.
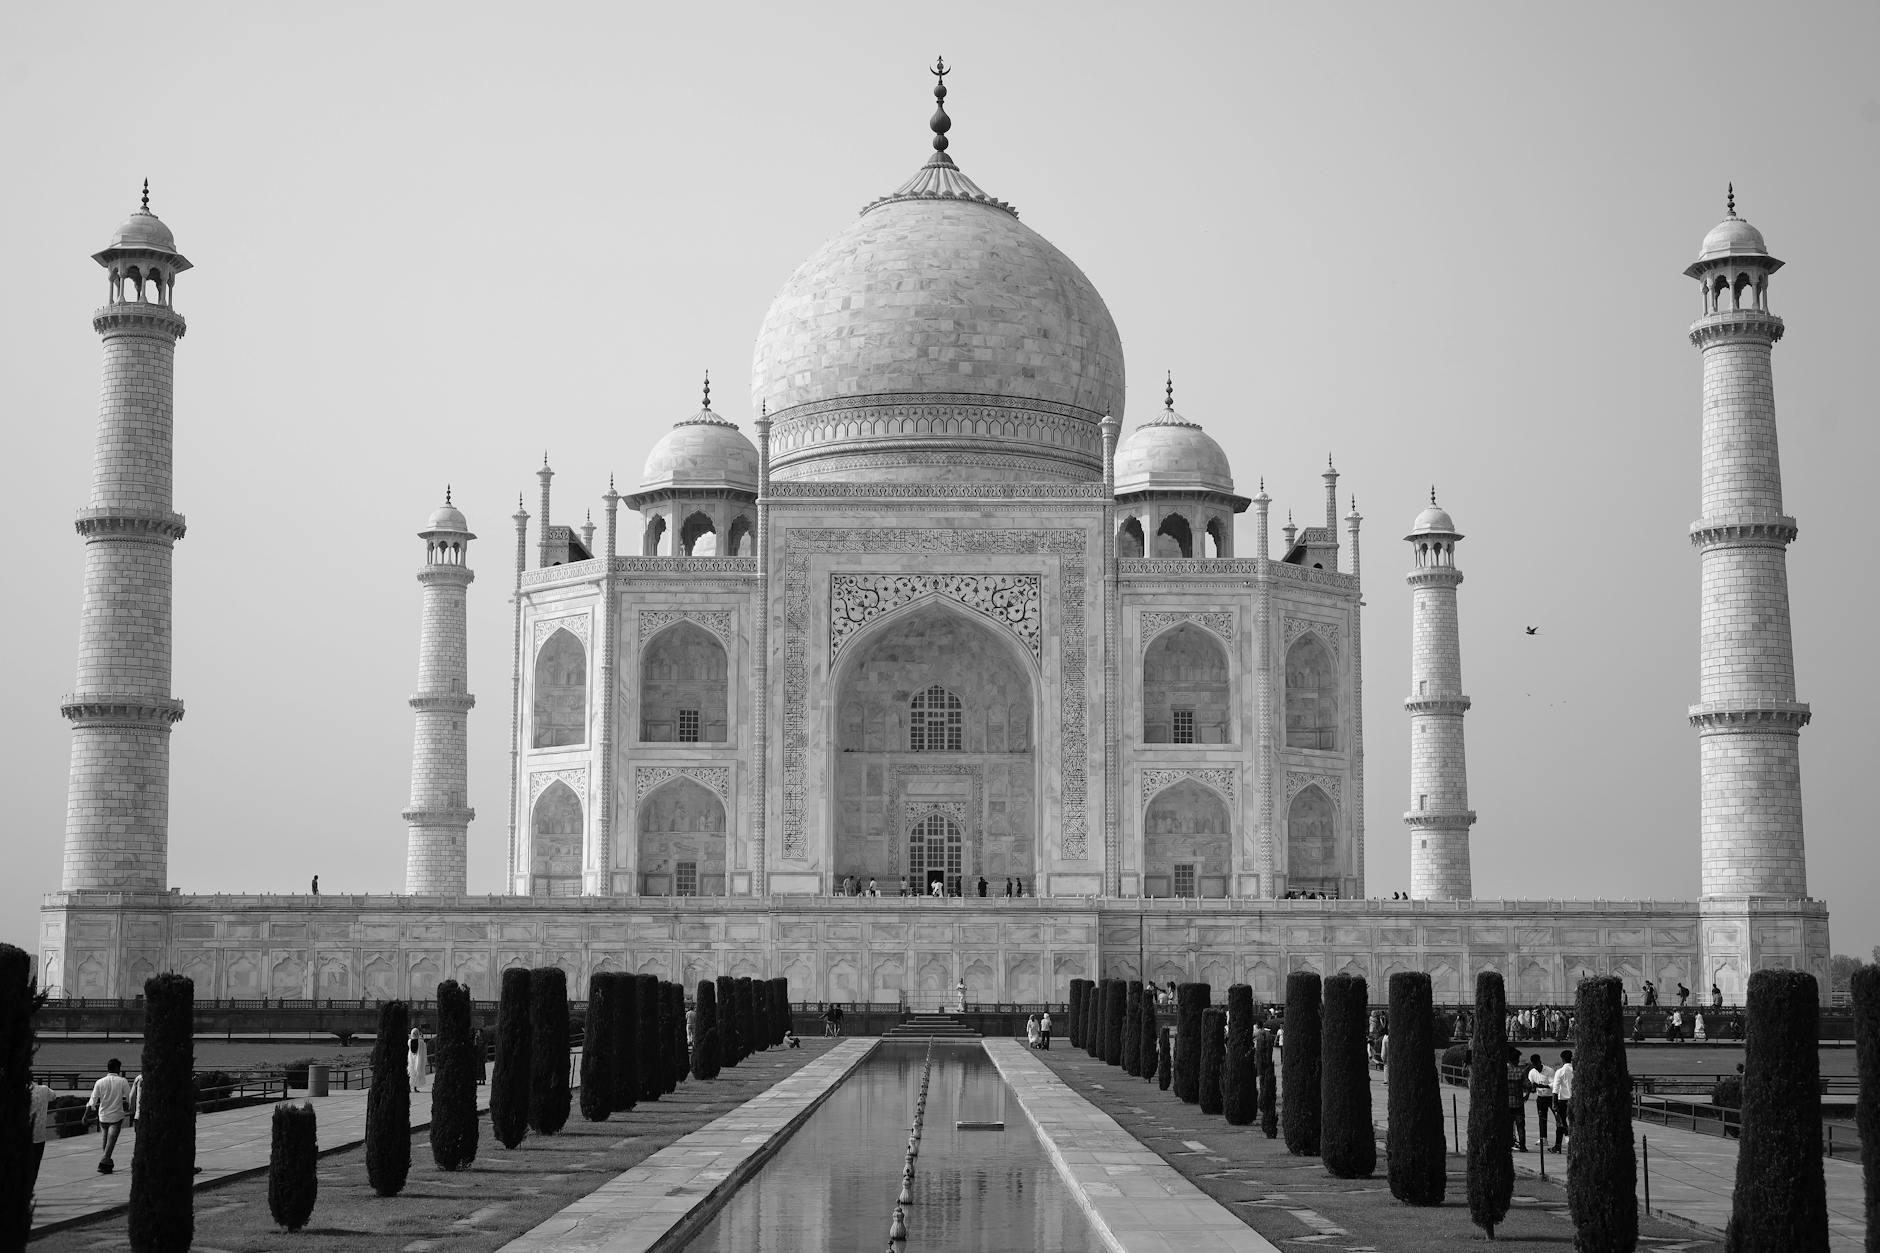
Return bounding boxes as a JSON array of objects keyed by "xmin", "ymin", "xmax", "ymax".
[{"xmin": 5, "ymin": 3, "xmax": 1876, "ymax": 961}]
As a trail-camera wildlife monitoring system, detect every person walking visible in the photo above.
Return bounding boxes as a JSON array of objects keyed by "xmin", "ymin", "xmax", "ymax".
[
  {"xmin": 1527, "ymin": 1053, "xmax": 1554, "ymax": 1148},
  {"xmin": 28, "ymin": 1075, "xmax": 54, "ymax": 1197},
  {"xmin": 1642, "ymin": 979, "xmax": 1657, "ymax": 1007},
  {"xmin": 1710, "ymin": 983, "xmax": 1723, "ymax": 1010},
  {"xmin": 955, "ymin": 978, "xmax": 967, "ymax": 1012},
  {"xmin": 1039, "ymin": 1009, "xmax": 1053, "ymax": 1049},
  {"xmin": 868, "ymin": 877, "xmax": 879, "ymax": 897},
  {"xmin": 1026, "ymin": 1014, "xmax": 1040, "ymax": 1048},
  {"xmin": 1550, "ymin": 1050, "xmax": 1574, "ymax": 1149},
  {"xmin": 85, "ymin": 1058, "xmax": 134, "ymax": 1173},
  {"xmin": 977, "ymin": 876, "xmax": 988, "ymax": 897},
  {"xmin": 408, "ymin": 1024, "xmax": 429, "ymax": 1092},
  {"xmin": 472, "ymin": 1026, "xmax": 488, "ymax": 1084},
  {"xmin": 310, "ymin": 874, "xmax": 319, "ymax": 895},
  {"xmin": 1505, "ymin": 1045, "xmax": 1529, "ymax": 1151}
]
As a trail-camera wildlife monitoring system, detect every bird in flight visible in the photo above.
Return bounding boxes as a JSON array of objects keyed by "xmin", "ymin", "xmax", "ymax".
[{"xmin": 1525, "ymin": 626, "xmax": 1540, "ymax": 635}]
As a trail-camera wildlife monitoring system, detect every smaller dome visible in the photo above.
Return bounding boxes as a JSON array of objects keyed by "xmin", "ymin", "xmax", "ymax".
[
  {"xmin": 1697, "ymin": 215, "xmax": 1767, "ymax": 261},
  {"xmin": 108, "ymin": 209, "xmax": 177, "ymax": 254},
  {"xmin": 427, "ymin": 500, "xmax": 469, "ymax": 532},
  {"xmin": 640, "ymin": 408, "xmax": 759, "ymax": 494},
  {"xmin": 1411, "ymin": 493, "xmax": 1455, "ymax": 533},
  {"xmin": 1114, "ymin": 405, "xmax": 1235, "ymax": 496}
]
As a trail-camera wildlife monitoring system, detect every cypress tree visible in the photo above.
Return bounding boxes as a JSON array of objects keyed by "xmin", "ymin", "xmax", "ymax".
[
  {"xmin": 528, "ymin": 967, "xmax": 571, "ymax": 1134},
  {"xmin": 1224, "ymin": 984, "xmax": 1256, "ymax": 1126},
  {"xmin": 1156, "ymin": 1025, "xmax": 1172, "ymax": 1090},
  {"xmin": 1257, "ymin": 1022, "xmax": 1278, "ymax": 1138},
  {"xmin": 637, "ymin": 974, "xmax": 663, "ymax": 1101},
  {"xmin": 1386, "ymin": 972, "xmax": 1445, "ymax": 1205},
  {"xmin": 1138, "ymin": 985, "xmax": 1158, "ymax": 1079},
  {"xmin": 431, "ymin": 979, "xmax": 479, "ymax": 1168},
  {"xmin": 1282, "ymin": 972, "xmax": 1321, "ymax": 1154},
  {"xmin": 1852, "ymin": 964, "xmax": 1880, "ymax": 1251},
  {"xmin": 579, "ymin": 973, "xmax": 617, "ymax": 1120},
  {"xmin": 1467, "ymin": 971, "xmax": 1513, "ymax": 1239},
  {"xmin": 267, "ymin": 1102, "xmax": 318, "ymax": 1233},
  {"xmin": 716, "ymin": 976, "xmax": 740, "ymax": 1067},
  {"xmin": 1105, "ymin": 978, "xmax": 1127, "ymax": 1066},
  {"xmin": 1321, "ymin": 973, "xmax": 1375, "ymax": 1178},
  {"xmin": 610, "ymin": 973, "xmax": 638, "ymax": 1113},
  {"xmin": 367, "ymin": 999, "xmax": 412, "ymax": 1192},
  {"xmin": 774, "ymin": 976, "xmax": 791, "ymax": 1045},
  {"xmin": 1176, "ymin": 983, "xmax": 1210, "ymax": 1104},
  {"xmin": 1565, "ymin": 975, "xmax": 1636, "ymax": 1253},
  {"xmin": 1199, "ymin": 1007, "xmax": 1227, "ymax": 1116},
  {"xmin": 490, "ymin": 968, "xmax": 532, "ymax": 1150},
  {"xmin": 1065, "ymin": 979, "xmax": 1080, "ymax": 1048},
  {"xmin": 738, "ymin": 977, "xmax": 759, "ymax": 1066},
  {"xmin": 1085, "ymin": 980, "xmax": 1106, "ymax": 1058},
  {"xmin": 661, "ymin": 983, "xmax": 681, "ymax": 1091},
  {"xmin": 1070, "ymin": 979, "xmax": 1088, "ymax": 1049},
  {"xmin": 1122, "ymin": 979, "xmax": 1143, "ymax": 1075},
  {"xmin": 751, "ymin": 980, "xmax": 769, "ymax": 1054},
  {"xmin": 0, "ymin": 944, "xmax": 34, "ymax": 1252},
  {"xmin": 1727, "ymin": 969, "xmax": 1827, "ymax": 1253},
  {"xmin": 693, "ymin": 980, "xmax": 722, "ymax": 1080},
  {"xmin": 129, "ymin": 972, "xmax": 195, "ymax": 1253}
]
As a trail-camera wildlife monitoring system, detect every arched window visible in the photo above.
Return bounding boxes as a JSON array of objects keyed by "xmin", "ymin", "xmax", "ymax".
[
  {"xmin": 680, "ymin": 511, "xmax": 717, "ymax": 556},
  {"xmin": 907, "ymin": 812, "xmax": 963, "ymax": 895},
  {"xmin": 531, "ymin": 780, "xmax": 584, "ymax": 896},
  {"xmin": 532, "ymin": 628, "xmax": 587, "ymax": 748},
  {"xmin": 1143, "ymin": 779, "xmax": 1231, "ymax": 898},
  {"xmin": 1284, "ymin": 634, "xmax": 1337, "ymax": 750},
  {"xmin": 643, "ymin": 516, "xmax": 667, "ymax": 556},
  {"xmin": 1143, "ymin": 624, "xmax": 1230, "ymax": 744},
  {"xmin": 908, "ymin": 685, "xmax": 962, "ymax": 751},
  {"xmin": 637, "ymin": 776, "xmax": 727, "ymax": 896},
  {"xmin": 640, "ymin": 622, "xmax": 729, "ymax": 741},
  {"xmin": 726, "ymin": 514, "xmax": 754, "ymax": 557},
  {"xmin": 1205, "ymin": 517, "xmax": 1229, "ymax": 558},
  {"xmin": 1286, "ymin": 785, "xmax": 1338, "ymax": 894},
  {"xmin": 1154, "ymin": 513, "xmax": 1193, "ymax": 558},
  {"xmin": 1116, "ymin": 516, "xmax": 1145, "ymax": 558}
]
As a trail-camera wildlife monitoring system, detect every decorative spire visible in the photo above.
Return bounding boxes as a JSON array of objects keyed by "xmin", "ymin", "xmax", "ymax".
[
  {"xmin": 1431, "ymin": 485, "xmax": 1438, "ymax": 506},
  {"xmin": 1726, "ymin": 182, "xmax": 1736, "ymax": 218},
  {"xmin": 702, "ymin": 369, "xmax": 712, "ymax": 411},
  {"xmin": 140, "ymin": 179, "xmax": 150, "ymax": 212},
  {"xmin": 609, "ymin": 473, "xmax": 616, "ymax": 492},
  {"xmin": 1165, "ymin": 372, "xmax": 1174, "ymax": 411},
  {"xmin": 445, "ymin": 484, "xmax": 453, "ymax": 506},
  {"xmin": 930, "ymin": 56, "xmax": 951, "ymax": 153}
]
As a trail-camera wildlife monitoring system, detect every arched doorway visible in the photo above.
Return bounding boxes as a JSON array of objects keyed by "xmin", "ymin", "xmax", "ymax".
[
  {"xmin": 1143, "ymin": 779, "xmax": 1231, "ymax": 897},
  {"xmin": 637, "ymin": 776, "xmax": 727, "ymax": 895},
  {"xmin": 907, "ymin": 811, "xmax": 963, "ymax": 896},
  {"xmin": 533, "ymin": 628, "xmax": 587, "ymax": 747},
  {"xmin": 531, "ymin": 780, "xmax": 584, "ymax": 896},
  {"xmin": 1286, "ymin": 785, "xmax": 1339, "ymax": 896},
  {"xmin": 830, "ymin": 602, "xmax": 1038, "ymax": 890}
]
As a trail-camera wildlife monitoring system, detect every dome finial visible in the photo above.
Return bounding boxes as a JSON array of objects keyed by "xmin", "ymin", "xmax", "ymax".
[
  {"xmin": 140, "ymin": 179, "xmax": 149, "ymax": 212},
  {"xmin": 1726, "ymin": 182, "xmax": 1736, "ymax": 218},
  {"xmin": 703, "ymin": 369, "xmax": 711, "ymax": 411},
  {"xmin": 1430, "ymin": 485, "xmax": 1438, "ymax": 506},
  {"xmin": 1165, "ymin": 371, "xmax": 1174, "ymax": 411},
  {"xmin": 929, "ymin": 56, "xmax": 951, "ymax": 153},
  {"xmin": 445, "ymin": 484, "xmax": 452, "ymax": 506}
]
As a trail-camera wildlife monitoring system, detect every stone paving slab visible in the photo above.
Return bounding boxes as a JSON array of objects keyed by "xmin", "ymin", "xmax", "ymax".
[
  {"xmin": 985, "ymin": 1040, "xmax": 1281, "ymax": 1253},
  {"xmin": 494, "ymin": 1038, "xmax": 874, "ymax": 1253},
  {"xmin": 31, "ymin": 1082, "xmax": 490, "ymax": 1235}
]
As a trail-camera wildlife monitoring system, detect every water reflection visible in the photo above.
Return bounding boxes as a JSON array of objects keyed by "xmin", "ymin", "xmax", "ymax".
[{"xmin": 684, "ymin": 1042, "xmax": 1101, "ymax": 1251}]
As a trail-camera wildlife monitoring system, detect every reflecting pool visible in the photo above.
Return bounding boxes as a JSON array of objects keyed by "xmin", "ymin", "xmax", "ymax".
[{"xmin": 684, "ymin": 1042, "xmax": 1102, "ymax": 1251}]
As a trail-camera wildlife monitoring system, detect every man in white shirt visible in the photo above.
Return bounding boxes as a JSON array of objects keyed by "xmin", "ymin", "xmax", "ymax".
[
  {"xmin": 1526, "ymin": 1053, "xmax": 1554, "ymax": 1147},
  {"xmin": 1039, "ymin": 1010, "xmax": 1053, "ymax": 1049},
  {"xmin": 85, "ymin": 1057, "xmax": 134, "ymax": 1173},
  {"xmin": 29, "ymin": 1077, "xmax": 55, "ymax": 1196},
  {"xmin": 1549, "ymin": 1050, "xmax": 1574, "ymax": 1150}
]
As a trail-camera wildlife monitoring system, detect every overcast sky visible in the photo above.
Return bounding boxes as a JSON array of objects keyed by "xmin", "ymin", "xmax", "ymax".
[{"xmin": 4, "ymin": 2, "xmax": 1876, "ymax": 963}]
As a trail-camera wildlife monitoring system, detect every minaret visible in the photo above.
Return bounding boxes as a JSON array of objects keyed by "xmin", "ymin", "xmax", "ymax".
[
  {"xmin": 404, "ymin": 491, "xmax": 476, "ymax": 894},
  {"xmin": 60, "ymin": 185, "xmax": 191, "ymax": 892},
  {"xmin": 1685, "ymin": 188, "xmax": 1809, "ymax": 898},
  {"xmin": 1404, "ymin": 491, "xmax": 1475, "ymax": 899}
]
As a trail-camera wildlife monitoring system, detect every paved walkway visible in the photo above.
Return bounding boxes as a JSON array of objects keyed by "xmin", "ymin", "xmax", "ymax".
[
  {"xmin": 494, "ymin": 1038, "xmax": 874, "ymax": 1252},
  {"xmin": 1399, "ymin": 1070, "xmax": 1866, "ymax": 1249},
  {"xmin": 32, "ymin": 1081, "xmax": 491, "ymax": 1235},
  {"xmin": 986, "ymin": 1040, "xmax": 1280, "ymax": 1253}
]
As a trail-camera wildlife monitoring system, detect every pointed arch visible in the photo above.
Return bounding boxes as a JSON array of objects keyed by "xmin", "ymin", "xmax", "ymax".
[
  {"xmin": 532, "ymin": 627, "xmax": 588, "ymax": 747},
  {"xmin": 1284, "ymin": 633, "xmax": 1337, "ymax": 750},
  {"xmin": 1286, "ymin": 784, "xmax": 1338, "ymax": 894},
  {"xmin": 680, "ymin": 510, "xmax": 718, "ymax": 556},
  {"xmin": 637, "ymin": 775, "xmax": 726, "ymax": 896},
  {"xmin": 1205, "ymin": 516, "xmax": 1229, "ymax": 558},
  {"xmin": 1143, "ymin": 623, "xmax": 1230, "ymax": 744},
  {"xmin": 531, "ymin": 779, "xmax": 584, "ymax": 895},
  {"xmin": 640, "ymin": 620, "xmax": 728, "ymax": 741},
  {"xmin": 642, "ymin": 515, "xmax": 667, "ymax": 556},
  {"xmin": 726, "ymin": 513, "xmax": 754, "ymax": 556},
  {"xmin": 1143, "ymin": 778, "xmax": 1231, "ymax": 897},
  {"xmin": 1116, "ymin": 516, "xmax": 1145, "ymax": 558},
  {"xmin": 908, "ymin": 811, "xmax": 963, "ymax": 895},
  {"xmin": 1154, "ymin": 512, "xmax": 1193, "ymax": 558},
  {"xmin": 909, "ymin": 684, "xmax": 963, "ymax": 751}
]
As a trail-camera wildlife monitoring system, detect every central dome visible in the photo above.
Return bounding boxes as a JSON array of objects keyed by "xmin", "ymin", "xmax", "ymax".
[{"xmin": 751, "ymin": 87, "xmax": 1124, "ymax": 483}]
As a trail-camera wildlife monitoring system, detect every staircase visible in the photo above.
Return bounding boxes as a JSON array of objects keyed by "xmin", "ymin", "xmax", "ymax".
[{"xmin": 885, "ymin": 1013, "xmax": 980, "ymax": 1038}]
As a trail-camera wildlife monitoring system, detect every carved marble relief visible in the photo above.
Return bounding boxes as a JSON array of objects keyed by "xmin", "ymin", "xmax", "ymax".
[{"xmin": 830, "ymin": 573, "xmax": 1042, "ymax": 661}]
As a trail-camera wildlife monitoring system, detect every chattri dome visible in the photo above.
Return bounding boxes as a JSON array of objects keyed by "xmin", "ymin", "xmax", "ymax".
[
  {"xmin": 1411, "ymin": 493, "xmax": 1456, "ymax": 534},
  {"xmin": 427, "ymin": 500, "xmax": 470, "ymax": 532},
  {"xmin": 1697, "ymin": 215, "xmax": 1768, "ymax": 261},
  {"xmin": 639, "ymin": 385, "xmax": 759, "ymax": 495},
  {"xmin": 751, "ymin": 63, "xmax": 1124, "ymax": 483},
  {"xmin": 109, "ymin": 209, "xmax": 178, "ymax": 253},
  {"xmin": 1114, "ymin": 385, "xmax": 1235, "ymax": 496}
]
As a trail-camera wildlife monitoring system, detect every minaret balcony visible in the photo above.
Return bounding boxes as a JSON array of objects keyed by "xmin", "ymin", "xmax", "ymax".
[
  {"xmin": 60, "ymin": 693, "xmax": 185, "ymax": 726},
  {"xmin": 1688, "ymin": 701, "xmax": 1810, "ymax": 732},
  {"xmin": 1688, "ymin": 308, "xmax": 1784, "ymax": 348},
  {"xmin": 1688, "ymin": 517, "xmax": 1797, "ymax": 549},
  {"xmin": 409, "ymin": 692, "xmax": 477, "ymax": 713},
  {"xmin": 92, "ymin": 304, "xmax": 187, "ymax": 338},
  {"xmin": 74, "ymin": 507, "xmax": 187, "ymax": 541},
  {"xmin": 1402, "ymin": 695, "xmax": 1471, "ymax": 716},
  {"xmin": 402, "ymin": 806, "xmax": 475, "ymax": 825},
  {"xmin": 1403, "ymin": 810, "xmax": 1477, "ymax": 828},
  {"xmin": 1404, "ymin": 567, "xmax": 1464, "ymax": 590}
]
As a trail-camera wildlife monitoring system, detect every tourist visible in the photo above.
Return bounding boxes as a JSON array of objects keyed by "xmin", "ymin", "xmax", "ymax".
[
  {"xmin": 310, "ymin": 874, "xmax": 319, "ymax": 895},
  {"xmin": 956, "ymin": 978, "xmax": 967, "ymax": 1012},
  {"xmin": 408, "ymin": 1024, "xmax": 429, "ymax": 1092},
  {"xmin": 978, "ymin": 876, "xmax": 988, "ymax": 897},
  {"xmin": 28, "ymin": 1074, "xmax": 54, "ymax": 1198},
  {"xmin": 1550, "ymin": 1050, "xmax": 1574, "ymax": 1149},
  {"xmin": 1711, "ymin": 983, "xmax": 1723, "ymax": 1010},
  {"xmin": 784, "ymin": 1028, "xmax": 801, "ymax": 1049},
  {"xmin": 1015, "ymin": 878, "xmax": 1026, "ymax": 898},
  {"xmin": 1642, "ymin": 979, "xmax": 1657, "ymax": 1007},
  {"xmin": 1026, "ymin": 1014, "xmax": 1040, "ymax": 1048},
  {"xmin": 1667, "ymin": 1008, "xmax": 1684, "ymax": 1042},
  {"xmin": 1039, "ymin": 1009, "xmax": 1052, "ymax": 1049},
  {"xmin": 1631, "ymin": 1013, "xmax": 1647, "ymax": 1045},
  {"xmin": 930, "ymin": 879, "xmax": 943, "ymax": 898},
  {"xmin": 821, "ymin": 1006, "xmax": 837, "ymax": 1037},
  {"xmin": 1676, "ymin": 982, "xmax": 1690, "ymax": 1008},
  {"xmin": 1004, "ymin": 878, "xmax": 1013, "ymax": 897},
  {"xmin": 1527, "ymin": 1053, "xmax": 1554, "ymax": 1146},
  {"xmin": 85, "ymin": 1057, "xmax": 133, "ymax": 1173},
  {"xmin": 1694, "ymin": 1012, "xmax": 1707, "ymax": 1042},
  {"xmin": 899, "ymin": 875, "xmax": 908, "ymax": 897},
  {"xmin": 472, "ymin": 1026, "xmax": 488, "ymax": 1084},
  {"xmin": 685, "ymin": 1004, "xmax": 698, "ymax": 1047},
  {"xmin": 1505, "ymin": 1045, "xmax": 1528, "ymax": 1151}
]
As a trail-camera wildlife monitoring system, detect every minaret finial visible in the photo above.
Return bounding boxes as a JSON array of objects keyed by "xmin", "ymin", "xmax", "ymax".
[
  {"xmin": 445, "ymin": 484, "xmax": 452, "ymax": 506},
  {"xmin": 609, "ymin": 473, "xmax": 616, "ymax": 492},
  {"xmin": 929, "ymin": 56, "xmax": 952, "ymax": 153},
  {"xmin": 1165, "ymin": 371, "xmax": 1174, "ymax": 411},
  {"xmin": 140, "ymin": 179, "xmax": 149, "ymax": 212},
  {"xmin": 702, "ymin": 369, "xmax": 711, "ymax": 410},
  {"xmin": 1726, "ymin": 182, "xmax": 1736, "ymax": 218},
  {"xmin": 1430, "ymin": 485, "xmax": 1438, "ymax": 506}
]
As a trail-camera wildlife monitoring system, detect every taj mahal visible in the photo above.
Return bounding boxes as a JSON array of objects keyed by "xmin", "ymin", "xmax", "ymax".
[{"xmin": 39, "ymin": 64, "xmax": 1828, "ymax": 1006}]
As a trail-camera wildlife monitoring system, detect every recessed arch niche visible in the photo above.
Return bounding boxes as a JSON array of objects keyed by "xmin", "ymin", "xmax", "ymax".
[
  {"xmin": 1143, "ymin": 779, "xmax": 1231, "ymax": 897},
  {"xmin": 640, "ymin": 621, "xmax": 728, "ymax": 742},
  {"xmin": 1142, "ymin": 624, "xmax": 1230, "ymax": 744},
  {"xmin": 1284, "ymin": 633, "xmax": 1337, "ymax": 751},
  {"xmin": 533, "ymin": 628, "xmax": 587, "ymax": 748},
  {"xmin": 1286, "ymin": 784, "xmax": 1339, "ymax": 894},
  {"xmin": 531, "ymin": 780, "xmax": 584, "ymax": 896},
  {"xmin": 637, "ymin": 776, "xmax": 726, "ymax": 895}
]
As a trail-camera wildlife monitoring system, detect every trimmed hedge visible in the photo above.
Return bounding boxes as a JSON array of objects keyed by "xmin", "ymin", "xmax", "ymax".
[
  {"xmin": 1157, "ymin": 1026, "xmax": 1172, "ymax": 1091},
  {"xmin": 1199, "ymin": 1007, "xmax": 1227, "ymax": 1116},
  {"xmin": 528, "ymin": 967, "xmax": 571, "ymax": 1134},
  {"xmin": 491, "ymin": 969, "xmax": 532, "ymax": 1149},
  {"xmin": 1257, "ymin": 1022, "xmax": 1278, "ymax": 1139},
  {"xmin": 267, "ymin": 1102, "xmax": 318, "ymax": 1233},
  {"xmin": 1727, "ymin": 969, "xmax": 1827, "ymax": 1252},
  {"xmin": 1223, "ymin": 984, "xmax": 1256, "ymax": 1126},
  {"xmin": 1565, "ymin": 975, "xmax": 1635, "ymax": 1252},
  {"xmin": 367, "ymin": 999, "xmax": 412, "ymax": 1192},
  {"xmin": 0, "ymin": 944, "xmax": 32, "ymax": 1251},
  {"xmin": 610, "ymin": 973, "xmax": 638, "ymax": 1113},
  {"xmin": 1852, "ymin": 964, "xmax": 1880, "ymax": 1250},
  {"xmin": 1282, "ymin": 972, "xmax": 1321, "ymax": 1155},
  {"xmin": 716, "ymin": 976, "xmax": 740, "ymax": 1067},
  {"xmin": 130, "ymin": 972, "xmax": 195, "ymax": 1253},
  {"xmin": 637, "ymin": 974, "xmax": 663, "ymax": 1101},
  {"xmin": 1468, "ymin": 972, "xmax": 1512, "ymax": 1238},
  {"xmin": 693, "ymin": 980, "xmax": 722, "ymax": 1080},
  {"xmin": 580, "ymin": 974, "xmax": 617, "ymax": 1120},
  {"xmin": 431, "ymin": 979, "xmax": 479, "ymax": 1168},
  {"xmin": 1138, "ymin": 985, "xmax": 1157, "ymax": 1081},
  {"xmin": 1176, "ymin": 983, "xmax": 1210, "ymax": 1104},
  {"xmin": 1122, "ymin": 979, "xmax": 1143, "ymax": 1076},
  {"xmin": 1321, "ymin": 973, "xmax": 1375, "ymax": 1178},
  {"xmin": 1385, "ymin": 972, "xmax": 1444, "ymax": 1205}
]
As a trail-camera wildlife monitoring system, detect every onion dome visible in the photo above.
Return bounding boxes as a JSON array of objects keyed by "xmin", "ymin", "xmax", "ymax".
[
  {"xmin": 750, "ymin": 59, "xmax": 1123, "ymax": 483},
  {"xmin": 94, "ymin": 181, "xmax": 191, "ymax": 269},
  {"xmin": 1410, "ymin": 488, "xmax": 1456, "ymax": 534},
  {"xmin": 1687, "ymin": 184, "xmax": 1781, "ymax": 280},
  {"xmin": 427, "ymin": 495, "xmax": 470, "ymax": 533},
  {"xmin": 638, "ymin": 372, "xmax": 759, "ymax": 494},
  {"xmin": 1113, "ymin": 375, "xmax": 1236, "ymax": 495}
]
